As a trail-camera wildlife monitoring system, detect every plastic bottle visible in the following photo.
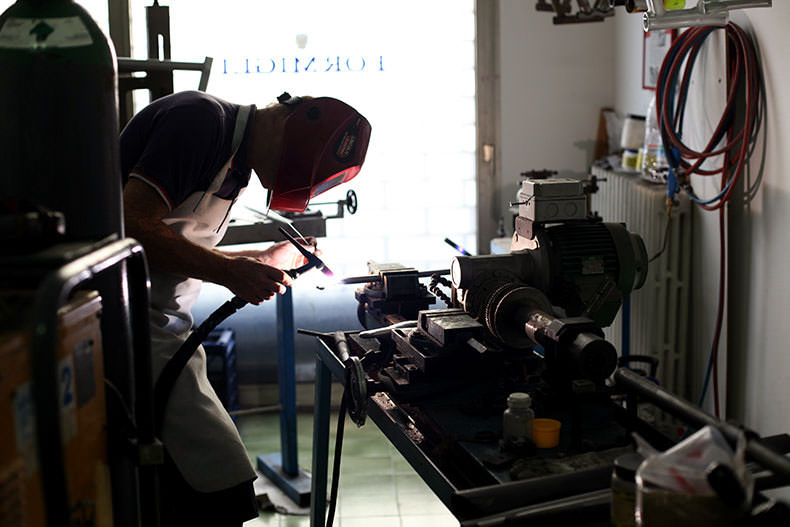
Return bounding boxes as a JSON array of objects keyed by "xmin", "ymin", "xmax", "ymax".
[
  {"xmin": 638, "ymin": 94, "xmax": 668, "ymax": 176},
  {"xmin": 503, "ymin": 392, "xmax": 535, "ymax": 442}
]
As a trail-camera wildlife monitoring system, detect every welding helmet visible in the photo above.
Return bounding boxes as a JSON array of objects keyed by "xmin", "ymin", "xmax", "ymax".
[{"xmin": 268, "ymin": 93, "xmax": 371, "ymax": 212}]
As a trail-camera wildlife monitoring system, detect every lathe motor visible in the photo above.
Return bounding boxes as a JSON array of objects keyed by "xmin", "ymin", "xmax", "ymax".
[
  {"xmin": 449, "ymin": 219, "xmax": 648, "ymax": 382},
  {"xmin": 355, "ymin": 176, "xmax": 648, "ymax": 384}
]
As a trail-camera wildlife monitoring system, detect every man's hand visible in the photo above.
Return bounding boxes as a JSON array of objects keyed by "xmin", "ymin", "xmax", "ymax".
[
  {"xmin": 231, "ymin": 237, "xmax": 320, "ymax": 270},
  {"xmin": 124, "ymin": 179, "xmax": 294, "ymax": 305},
  {"xmin": 222, "ymin": 257, "xmax": 294, "ymax": 305}
]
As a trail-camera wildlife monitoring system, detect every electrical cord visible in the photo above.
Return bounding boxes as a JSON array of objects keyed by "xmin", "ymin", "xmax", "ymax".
[
  {"xmin": 656, "ymin": 22, "xmax": 763, "ymax": 210},
  {"xmin": 648, "ymin": 203, "xmax": 673, "ymax": 264},
  {"xmin": 698, "ymin": 207, "xmax": 726, "ymax": 418},
  {"xmin": 656, "ymin": 22, "xmax": 764, "ymax": 416},
  {"xmin": 104, "ymin": 378, "xmax": 136, "ymax": 431}
]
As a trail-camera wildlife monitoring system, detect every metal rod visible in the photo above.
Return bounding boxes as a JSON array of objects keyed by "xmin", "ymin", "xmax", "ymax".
[
  {"xmin": 615, "ymin": 368, "xmax": 790, "ymax": 482},
  {"xmin": 339, "ymin": 269, "xmax": 450, "ymax": 285},
  {"xmin": 297, "ymin": 328, "xmax": 329, "ymax": 337},
  {"xmin": 338, "ymin": 275, "xmax": 381, "ymax": 285},
  {"xmin": 704, "ymin": 0, "xmax": 772, "ymax": 12},
  {"xmin": 359, "ymin": 321, "xmax": 418, "ymax": 338},
  {"xmin": 198, "ymin": 57, "xmax": 213, "ymax": 92},
  {"xmin": 444, "ymin": 237, "xmax": 471, "ymax": 256},
  {"xmin": 228, "ymin": 404, "xmax": 282, "ymax": 417},
  {"xmin": 117, "ymin": 57, "xmax": 209, "ymax": 72}
]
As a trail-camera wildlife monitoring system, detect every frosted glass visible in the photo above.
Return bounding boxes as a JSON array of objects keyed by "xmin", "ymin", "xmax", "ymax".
[{"xmin": 126, "ymin": 0, "xmax": 477, "ymax": 271}]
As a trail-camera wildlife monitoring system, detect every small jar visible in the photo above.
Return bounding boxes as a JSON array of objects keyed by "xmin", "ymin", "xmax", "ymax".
[
  {"xmin": 621, "ymin": 149, "xmax": 640, "ymax": 170},
  {"xmin": 503, "ymin": 392, "xmax": 535, "ymax": 442},
  {"xmin": 611, "ymin": 453, "xmax": 644, "ymax": 527}
]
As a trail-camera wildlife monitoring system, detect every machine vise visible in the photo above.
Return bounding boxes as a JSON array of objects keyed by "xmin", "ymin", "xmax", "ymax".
[{"xmin": 349, "ymin": 262, "xmax": 438, "ymax": 327}]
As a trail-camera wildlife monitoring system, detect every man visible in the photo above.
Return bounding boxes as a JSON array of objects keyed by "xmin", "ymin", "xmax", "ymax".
[{"xmin": 121, "ymin": 90, "xmax": 371, "ymax": 525}]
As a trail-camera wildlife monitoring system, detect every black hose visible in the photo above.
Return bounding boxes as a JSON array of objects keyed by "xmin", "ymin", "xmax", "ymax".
[
  {"xmin": 326, "ymin": 394, "xmax": 348, "ymax": 527},
  {"xmin": 153, "ymin": 296, "xmax": 248, "ymax": 435},
  {"xmin": 429, "ymin": 273, "xmax": 453, "ymax": 306}
]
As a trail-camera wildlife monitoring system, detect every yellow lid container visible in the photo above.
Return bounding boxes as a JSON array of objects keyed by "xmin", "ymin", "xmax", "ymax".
[{"xmin": 533, "ymin": 418, "xmax": 562, "ymax": 448}]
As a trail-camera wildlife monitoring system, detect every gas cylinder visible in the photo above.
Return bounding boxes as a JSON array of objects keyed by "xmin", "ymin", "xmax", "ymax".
[{"xmin": 0, "ymin": 0, "xmax": 122, "ymax": 242}]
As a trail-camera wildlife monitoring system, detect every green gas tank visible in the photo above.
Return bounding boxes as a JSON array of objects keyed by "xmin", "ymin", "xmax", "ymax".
[{"xmin": 0, "ymin": 0, "xmax": 122, "ymax": 243}]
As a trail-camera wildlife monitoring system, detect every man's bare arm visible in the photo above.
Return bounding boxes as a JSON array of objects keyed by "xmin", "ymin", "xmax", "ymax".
[{"xmin": 123, "ymin": 179, "xmax": 292, "ymax": 304}]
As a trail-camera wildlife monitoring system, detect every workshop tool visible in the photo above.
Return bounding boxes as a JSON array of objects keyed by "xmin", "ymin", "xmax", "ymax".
[
  {"xmin": 305, "ymin": 171, "xmax": 790, "ymax": 527},
  {"xmin": 340, "ymin": 263, "xmax": 448, "ymax": 328},
  {"xmin": 536, "ymin": 0, "xmax": 614, "ymax": 23},
  {"xmin": 277, "ymin": 226, "xmax": 334, "ymax": 278},
  {"xmin": 359, "ymin": 320, "xmax": 418, "ymax": 338},
  {"xmin": 245, "ymin": 205, "xmax": 312, "ymax": 245}
]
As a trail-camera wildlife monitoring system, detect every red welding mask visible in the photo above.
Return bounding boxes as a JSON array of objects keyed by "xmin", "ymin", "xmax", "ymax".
[{"xmin": 269, "ymin": 93, "xmax": 372, "ymax": 212}]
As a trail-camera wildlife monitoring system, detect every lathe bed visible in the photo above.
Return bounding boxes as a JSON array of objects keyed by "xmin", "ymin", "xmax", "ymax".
[{"xmin": 308, "ymin": 330, "xmax": 669, "ymax": 527}]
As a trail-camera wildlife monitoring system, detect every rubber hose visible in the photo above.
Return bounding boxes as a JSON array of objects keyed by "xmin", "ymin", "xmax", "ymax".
[{"xmin": 153, "ymin": 296, "xmax": 248, "ymax": 435}]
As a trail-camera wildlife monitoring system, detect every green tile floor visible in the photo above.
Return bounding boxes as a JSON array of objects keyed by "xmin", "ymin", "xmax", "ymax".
[{"xmin": 238, "ymin": 412, "xmax": 458, "ymax": 527}]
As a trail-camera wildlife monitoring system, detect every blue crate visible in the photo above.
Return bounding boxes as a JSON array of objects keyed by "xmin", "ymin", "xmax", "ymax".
[{"xmin": 202, "ymin": 328, "xmax": 239, "ymax": 417}]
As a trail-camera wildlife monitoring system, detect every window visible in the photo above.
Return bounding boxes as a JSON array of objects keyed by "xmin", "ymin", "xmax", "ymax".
[
  {"xmin": 0, "ymin": 0, "xmax": 477, "ymax": 276},
  {"xmin": 131, "ymin": 0, "xmax": 477, "ymax": 276}
]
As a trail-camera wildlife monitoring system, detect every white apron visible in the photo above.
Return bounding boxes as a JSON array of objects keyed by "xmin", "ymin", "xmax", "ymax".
[{"xmin": 148, "ymin": 105, "xmax": 257, "ymax": 492}]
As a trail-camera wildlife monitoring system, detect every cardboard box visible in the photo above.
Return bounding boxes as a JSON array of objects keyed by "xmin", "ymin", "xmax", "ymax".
[{"xmin": 0, "ymin": 291, "xmax": 112, "ymax": 526}]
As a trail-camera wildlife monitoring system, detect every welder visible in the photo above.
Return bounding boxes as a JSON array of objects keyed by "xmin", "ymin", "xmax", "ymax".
[{"xmin": 120, "ymin": 90, "xmax": 371, "ymax": 526}]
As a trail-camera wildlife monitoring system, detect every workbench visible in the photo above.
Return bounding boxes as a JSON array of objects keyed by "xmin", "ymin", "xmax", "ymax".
[{"xmin": 308, "ymin": 333, "xmax": 633, "ymax": 527}]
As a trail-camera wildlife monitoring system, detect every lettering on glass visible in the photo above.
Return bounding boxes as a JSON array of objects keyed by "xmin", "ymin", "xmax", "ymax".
[{"xmin": 222, "ymin": 56, "xmax": 384, "ymax": 75}]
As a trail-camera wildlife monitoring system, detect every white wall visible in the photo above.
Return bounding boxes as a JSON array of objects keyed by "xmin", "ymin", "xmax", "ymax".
[
  {"xmin": 725, "ymin": 6, "xmax": 790, "ymax": 435},
  {"xmin": 498, "ymin": 1, "xmax": 615, "ymax": 227},
  {"xmin": 613, "ymin": 13, "xmax": 729, "ymax": 412},
  {"xmin": 612, "ymin": 4, "xmax": 790, "ymax": 435},
  {"xmin": 613, "ymin": 11, "xmax": 652, "ymax": 117}
]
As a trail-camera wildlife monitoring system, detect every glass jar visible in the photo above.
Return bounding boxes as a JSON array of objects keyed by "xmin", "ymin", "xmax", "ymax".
[{"xmin": 611, "ymin": 453, "xmax": 644, "ymax": 527}]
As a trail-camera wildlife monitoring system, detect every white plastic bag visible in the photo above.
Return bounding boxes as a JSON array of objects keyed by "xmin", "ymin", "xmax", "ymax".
[{"xmin": 634, "ymin": 426, "xmax": 752, "ymax": 527}]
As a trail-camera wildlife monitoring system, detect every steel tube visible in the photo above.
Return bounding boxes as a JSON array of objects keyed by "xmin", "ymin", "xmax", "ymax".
[
  {"xmin": 117, "ymin": 57, "xmax": 208, "ymax": 72},
  {"xmin": 643, "ymin": 10, "xmax": 728, "ymax": 31},
  {"xmin": 125, "ymin": 243, "xmax": 159, "ymax": 527},
  {"xmin": 276, "ymin": 288, "xmax": 299, "ymax": 476},
  {"xmin": 615, "ymin": 368, "xmax": 790, "ymax": 481}
]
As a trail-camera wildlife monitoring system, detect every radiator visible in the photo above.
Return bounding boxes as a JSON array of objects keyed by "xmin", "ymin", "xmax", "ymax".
[{"xmin": 591, "ymin": 166, "xmax": 692, "ymax": 398}]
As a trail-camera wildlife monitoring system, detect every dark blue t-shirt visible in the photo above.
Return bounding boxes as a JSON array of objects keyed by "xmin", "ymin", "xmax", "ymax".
[{"xmin": 120, "ymin": 91, "xmax": 255, "ymax": 210}]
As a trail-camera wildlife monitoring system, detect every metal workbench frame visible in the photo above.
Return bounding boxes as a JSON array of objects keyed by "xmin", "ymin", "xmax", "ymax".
[
  {"xmin": 309, "ymin": 335, "xmax": 457, "ymax": 527},
  {"xmin": 309, "ymin": 335, "xmax": 622, "ymax": 527}
]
